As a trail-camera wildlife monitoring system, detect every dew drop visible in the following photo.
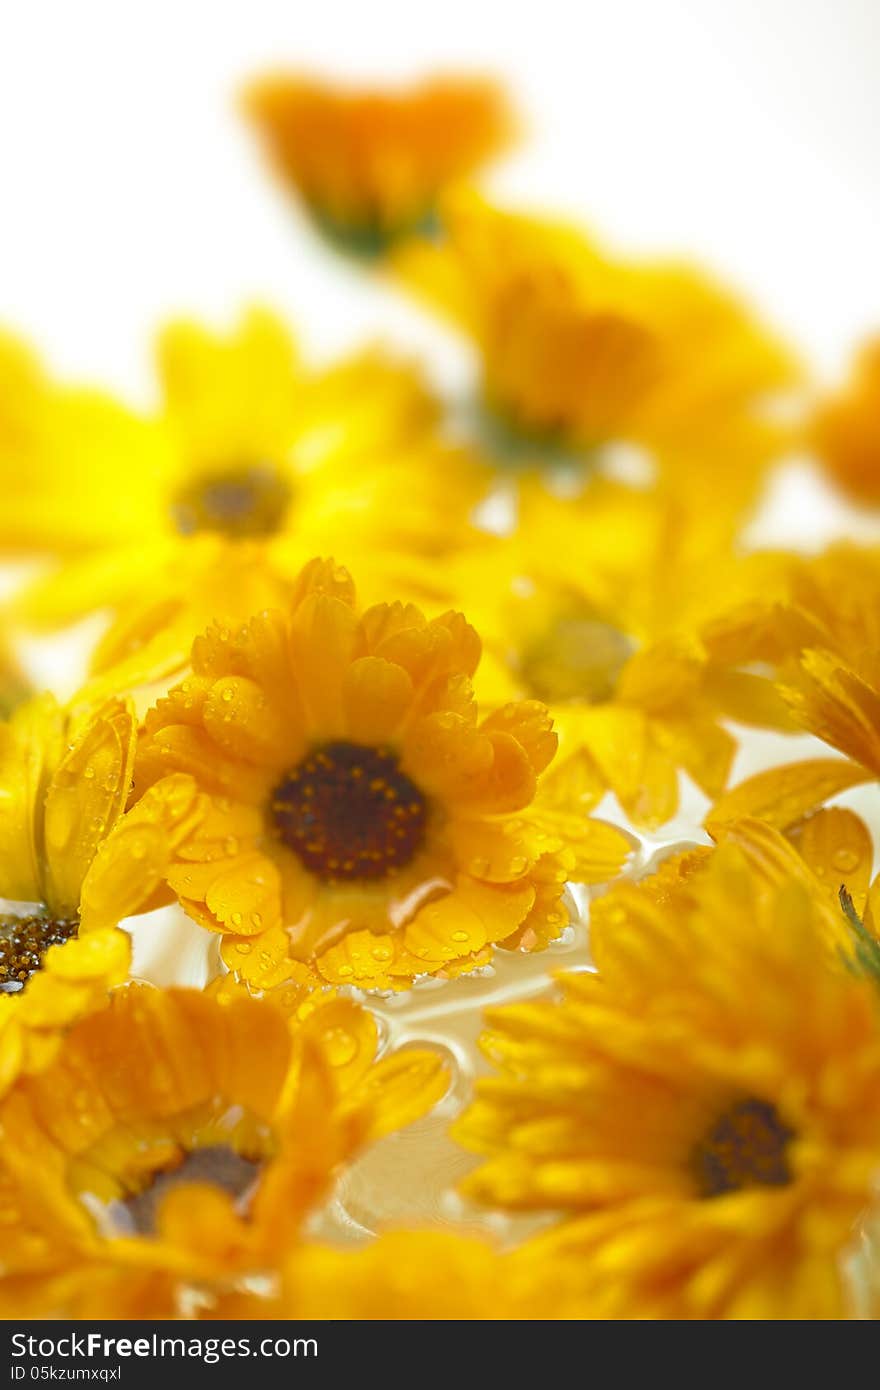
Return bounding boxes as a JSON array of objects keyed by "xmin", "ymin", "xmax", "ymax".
[
  {"xmin": 832, "ymin": 849, "xmax": 859, "ymax": 872},
  {"xmin": 322, "ymin": 1026, "xmax": 358, "ymax": 1067}
]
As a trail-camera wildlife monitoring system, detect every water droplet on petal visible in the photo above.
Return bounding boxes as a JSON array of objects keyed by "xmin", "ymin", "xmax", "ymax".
[
  {"xmin": 832, "ymin": 849, "xmax": 859, "ymax": 872},
  {"xmin": 322, "ymin": 1026, "xmax": 358, "ymax": 1067}
]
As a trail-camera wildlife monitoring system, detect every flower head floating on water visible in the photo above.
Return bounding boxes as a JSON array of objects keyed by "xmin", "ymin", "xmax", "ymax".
[
  {"xmin": 0, "ymin": 694, "xmax": 204, "ymax": 1095},
  {"xmin": 242, "ymin": 73, "xmax": 514, "ymax": 256},
  {"xmin": 0, "ymin": 984, "xmax": 448, "ymax": 1318},
  {"xmin": 0, "ymin": 315, "xmax": 482, "ymax": 699},
  {"xmin": 444, "ymin": 477, "xmax": 796, "ymax": 828},
  {"xmin": 454, "ymin": 835, "xmax": 880, "ymax": 1318},
  {"xmin": 395, "ymin": 191, "xmax": 800, "ymax": 509},
  {"xmin": 134, "ymin": 558, "xmax": 631, "ymax": 990}
]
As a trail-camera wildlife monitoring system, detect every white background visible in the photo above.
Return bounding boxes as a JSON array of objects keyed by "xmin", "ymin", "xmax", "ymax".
[{"xmin": 1, "ymin": 0, "xmax": 879, "ymax": 403}]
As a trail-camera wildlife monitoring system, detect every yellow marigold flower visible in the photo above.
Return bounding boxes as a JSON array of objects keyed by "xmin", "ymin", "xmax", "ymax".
[
  {"xmin": 243, "ymin": 74, "xmax": 513, "ymax": 254},
  {"xmin": 0, "ymin": 983, "xmax": 448, "ymax": 1318},
  {"xmin": 0, "ymin": 313, "xmax": 480, "ymax": 694},
  {"xmin": 395, "ymin": 191, "xmax": 799, "ymax": 495},
  {"xmin": 454, "ymin": 839, "xmax": 880, "ymax": 1318},
  {"xmin": 449, "ymin": 477, "xmax": 795, "ymax": 828},
  {"xmin": 135, "ymin": 558, "xmax": 631, "ymax": 989},
  {"xmin": 0, "ymin": 694, "xmax": 203, "ymax": 1096},
  {"xmin": 813, "ymin": 339, "xmax": 880, "ymax": 503}
]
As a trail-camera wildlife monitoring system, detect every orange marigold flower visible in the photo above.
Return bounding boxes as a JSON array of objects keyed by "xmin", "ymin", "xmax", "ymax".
[
  {"xmin": 395, "ymin": 190, "xmax": 799, "ymax": 506},
  {"xmin": 135, "ymin": 558, "xmax": 631, "ymax": 990},
  {"xmin": 243, "ymin": 73, "xmax": 514, "ymax": 254},
  {"xmin": 0, "ymin": 984, "xmax": 448, "ymax": 1317},
  {"xmin": 454, "ymin": 838, "xmax": 880, "ymax": 1318}
]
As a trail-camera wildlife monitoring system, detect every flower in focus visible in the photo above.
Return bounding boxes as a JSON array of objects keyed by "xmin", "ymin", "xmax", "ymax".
[
  {"xmin": 454, "ymin": 837, "xmax": 880, "ymax": 1318},
  {"xmin": 395, "ymin": 191, "xmax": 799, "ymax": 507},
  {"xmin": 447, "ymin": 477, "xmax": 795, "ymax": 827},
  {"xmin": 812, "ymin": 339, "xmax": 880, "ymax": 503},
  {"xmin": 135, "ymin": 558, "xmax": 631, "ymax": 990},
  {"xmin": 0, "ymin": 984, "xmax": 448, "ymax": 1317},
  {"xmin": 0, "ymin": 694, "xmax": 203, "ymax": 1094},
  {"xmin": 0, "ymin": 314, "xmax": 481, "ymax": 698},
  {"xmin": 242, "ymin": 73, "xmax": 514, "ymax": 255}
]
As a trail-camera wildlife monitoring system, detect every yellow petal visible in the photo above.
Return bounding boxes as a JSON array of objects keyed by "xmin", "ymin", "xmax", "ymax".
[
  {"xmin": 342, "ymin": 1047, "xmax": 450, "ymax": 1142},
  {"xmin": 785, "ymin": 648, "xmax": 880, "ymax": 773},
  {"xmin": 706, "ymin": 758, "xmax": 871, "ymax": 834},
  {"xmin": 315, "ymin": 930, "xmax": 399, "ymax": 988},
  {"xmin": 574, "ymin": 705, "xmax": 679, "ymax": 829},
  {"xmin": 42, "ymin": 927, "xmax": 130, "ymax": 983},
  {"xmin": 43, "ymin": 698, "xmax": 136, "ymax": 917},
  {"xmin": 221, "ymin": 925, "xmax": 296, "ymax": 989},
  {"xmin": 661, "ymin": 715, "xmax": 736, "ymax": 800},
  {"xmin": 288, "ymin": 594, "xmax": 361, "ymax": 735},
  {"xmin": 79, "ymin": 774, "xmax": 203, "ymax": 931},
  {"xmin": 788, "ymin": 807, "xmax": 873, "ymax": 913},
  {"xmin": 0, "ymin": 694, "xmax": 64, "ymax": 902},
  {"xmin": 403, "ymin": 894, "xmax": 488, "ymax": 963}
]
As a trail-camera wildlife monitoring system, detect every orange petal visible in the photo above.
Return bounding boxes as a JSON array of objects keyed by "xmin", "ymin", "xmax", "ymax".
[
  {"xmin": 288, "ymin": 594, "xmax": 361, "ymax": 735},
  {"xmin": 342, "ymin": 657, "xmax": 414, "ymax": 743},
  {"xmin": 788, "ymin": 807, "xmax": 873, "ymax": 913},
  {"xmin": 480, "ymin": 701, "xmax": 557, "ymax": 775},
  {"xmin": 204, "ymin": 850, "xmax": 283, "ymax": 935},
  {"xmin": 203, "ymin": 675, "xmax": 301, "ymax": 766}
]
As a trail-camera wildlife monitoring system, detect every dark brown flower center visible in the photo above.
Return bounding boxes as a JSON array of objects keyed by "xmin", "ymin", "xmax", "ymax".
[
  {"xmin": 171, "ymin": 462, "xmax": 292, "ymax": 539},
  {"xmin": 691, "ymin": 1097, "xmax": 795, "ymax": 1199},
  {"xmin": 519, "ymin": 616, "xmax": 634, "ymax": 704},
  {"xmin": 123, "ymin": 1145, "xmax": 260, "ymax": 1235},
  {"xmin": 271, "ymin": 741, "xmax": 428, "ymax": 883},
  {"xmin": 0, "ymin": 913, "xmax": 79, "ymax": 993}
]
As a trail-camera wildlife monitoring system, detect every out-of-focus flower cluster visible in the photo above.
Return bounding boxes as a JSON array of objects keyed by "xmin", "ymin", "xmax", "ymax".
[{"xmin": 2, "ymin": 71, "xmax": 880, "ymax": 1321}]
